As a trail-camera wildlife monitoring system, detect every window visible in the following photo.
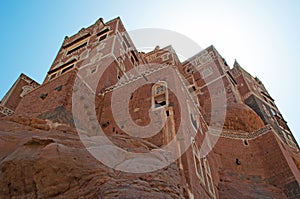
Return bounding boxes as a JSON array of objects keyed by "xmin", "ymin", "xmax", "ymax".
[
  {"xmin": 117, "ymin": 59, "xmax": 126, "ymax": 80},
  {"xmin": 261, "ymin": 91, "xmax": 275, "ymax": 107},
  {"xmin": 190, "ymin": 114, "xmax": 198, "ymax": 130},
  {"xmin": 0, "ymin": 105, "xmax": 14, "ymax": 116},
  {"xmin": 61, "ymin": 64, "xmax": 74, "ymax": 74},
  {"xmin": 154, "ymin": 95, "xmax": 166, "ymax": 107},
  {"xmin": 269, "ymin": 101, "xmax": 276, "ymax": 107},
  {"xmin": 122, "ymin": 41, "xmax": 127, "ymax": 50},
  {"xmin": 130, "ymin": 51, "xmax": 139, "ymax": 66},
  {"xmin": 152, "ymin": 82, "xmax": 168, "ymax": 108},
  {"xmin": 67, "ymin": 42, "xmax": 87, "ymax": 55},
  {"xmin": 48, "ymin": 73, "xmax": 57, "ymax": 81},
  {"xmin": 162, "ymin": 53, "xmax": 169, "ymax": 61},
  {"xmin": 261, "ymin": 104, "xmax": 271, "ymax": 118},
  {"xmin": 97, "ymin": 27, "xmax": 110, "ymax": 42},
  {"xmin": 47, "ymin": 59, "xmax": 76, "ymax": 81},
  {"xmin": 155, "ymin": 85, "xmax": 166, "ymax": 95},
  {"xmin": 130, "ymin": 55, "xmax": 136, "ymax": 66},
  {"xmin": 97, "ymin": 28, "xmax": 109, "ymax": 36},
  {"xmin": 123, "ymin": 35, "xmax": 130, "ymax": 48},
  {"xmin": 65, "ymin": 34, "xmax": 90, "ymax": 55},
  {"xmin": 226, "ymin": 71, "xmax": 237, "ymax": 85},
  {"xmin": 185, "ymin": 66, "xmax": 193, "ymax": 74},
  {"xmin": 99, "ymin": 34, "xmax": 107, "ymax": 41},
  {"xmin": 20, "ymin": 85, "xmax": 33, "ymax": 97}
]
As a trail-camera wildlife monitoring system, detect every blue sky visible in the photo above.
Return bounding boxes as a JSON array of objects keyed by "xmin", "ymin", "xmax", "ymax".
[{"xmin": 1, "ymin": 0, "xmax": 299, "ymax": 143}]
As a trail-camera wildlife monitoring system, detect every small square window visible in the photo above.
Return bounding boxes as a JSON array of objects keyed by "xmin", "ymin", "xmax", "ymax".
[{"xmin": 162, "ymin": 53, "xmax": 169, "ymax": 61}]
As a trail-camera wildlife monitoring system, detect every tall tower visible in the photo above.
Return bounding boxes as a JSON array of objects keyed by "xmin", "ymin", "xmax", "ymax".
[
  {"xmin": 14, "ymin": 17, "xmax": 143, "ymax": 124},
  {"xmin": 2, "ymin": 17, "xmax": 299, "ymax": 198}
]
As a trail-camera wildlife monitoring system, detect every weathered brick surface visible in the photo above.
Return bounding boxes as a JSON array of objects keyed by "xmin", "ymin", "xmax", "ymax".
[
  {"xmin": 15, "ymin": 70, "xmax": 76, "ymax": 119},
  {"xmin": 0, "ymin": 74, "xmax": 39, "ymax": 116},
  {"xmin": 213, "ymin": 130, "xmax": 300, "ymax": 198}
]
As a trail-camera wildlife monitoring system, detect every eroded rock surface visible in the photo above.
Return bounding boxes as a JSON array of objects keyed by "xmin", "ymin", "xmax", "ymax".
[{"xmin": 0, "ymin": 118, "xmax": 185, "ymax": 199}]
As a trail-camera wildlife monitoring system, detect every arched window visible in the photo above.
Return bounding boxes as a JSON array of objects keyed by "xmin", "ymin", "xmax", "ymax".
[
  {"xmin": 152, "ymin": 81, "xmax": 168, "ymax": 108},
  {"xmin": 117, "ymin": 57, "xmax": 126, "ymax": 80},
  {"xmin": 20, "ymin": 85, "xmax": 33, "ymax": 97}
]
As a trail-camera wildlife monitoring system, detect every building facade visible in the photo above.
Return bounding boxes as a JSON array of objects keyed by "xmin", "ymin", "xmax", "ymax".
[{"xmin": 2, "ymin": 17, "xmax": 300, "ymax": 198}]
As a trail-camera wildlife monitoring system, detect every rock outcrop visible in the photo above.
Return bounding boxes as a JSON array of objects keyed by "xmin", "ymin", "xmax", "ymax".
[{"xmin": 0, "ymin": 117, "xmax": 186, "ymax": 199}]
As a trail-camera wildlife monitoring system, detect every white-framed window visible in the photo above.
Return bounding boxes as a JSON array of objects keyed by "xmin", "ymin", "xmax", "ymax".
[
  {"xmin": 155, "ymin": 85, "xmax": 166, "ymax": 95},
  {"xmin": 48, "ymin": 61, "xmax": 76, "ymax": 81},
  {"xmin": 117, "ymin": 58, "xmax": 126, "ymax": 80},
  {"xmin": 97, "ymin": 27, "xmax": 110, "ymax": 42},
  {"xmin": 65, "ymin": 35, "xmax": 90, "ymax": 55},
  {"xmin": 152, "ymin": 81, "xmax": 168, "ymax": 109},
  {"xmin": 20, "ymin": 85, "xmax": 33, "ymax": 97},
  {"xmin": 185, "ymin": 66, "xmax": 193, "ymax": 74},
  {"xmin": 130, "ymin": 51, "xmax": 139, "ymax": 66},
  {"xmin": 122, "ymin": 34, "xmax": 130, "ymax": 49},
  {"xmin": 162, "ymin": 53, "xmax": 169, "ymax": 61},
  {"xmin": 48, "ymin": 72, "xmax": 58, "ymax": 81}
]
